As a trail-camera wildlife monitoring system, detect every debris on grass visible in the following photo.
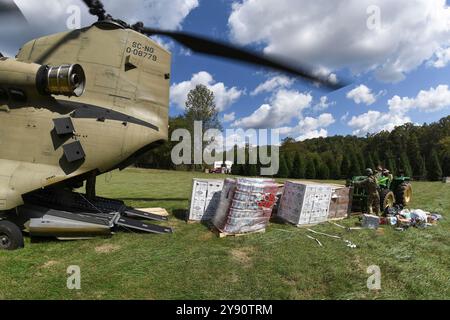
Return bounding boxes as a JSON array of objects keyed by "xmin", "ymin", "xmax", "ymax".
[
  {"xmin": 306, "ymin": 234, "xmax": 323, "ymax": 247},
  {"xmin": 95, "ymin": 244, "xmax": 121, "ymax": 254},
  {"xmin": 306, "ymin": 228, "xmax": 357, "ymax": 249}
]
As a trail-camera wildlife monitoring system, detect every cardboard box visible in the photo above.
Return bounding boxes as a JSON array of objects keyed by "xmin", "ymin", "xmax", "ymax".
[
  {"xmin": 188, "ymin": 179, "xmax": 224, "ymax": 222},
  {"xmin": 277, "ymin": 181, "xmax": 333, "ymax": 226}
]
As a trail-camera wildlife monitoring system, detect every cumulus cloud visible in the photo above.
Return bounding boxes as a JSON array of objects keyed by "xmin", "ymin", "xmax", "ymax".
[
  {"xmin": 223, "ymin": 112, "xmax": 236, "ymax": 123},
  {"xmin": 313, "ymin": 96, "xmax": 335, "ymax": 112},
  {"xmin": 232, "ymin": 89, "xmax": 312, "ymax": 129},
  {"xmin": 170, "ymin": 71, "xmax": 243, "ymax": 111},
  {"xmin": 346, "ymin": 85, "xmax": 377, "ymax": 105},
  {"xmin": 228, "ymin": 0, "xmax": 450, "ymax": 82},
  {"xmin": 251, "ymin": 75, "xmax": 294, "ymax": 96},
  {"xmin": 348, "ymin": 84, "xmax": 450, "ymax": 135},
  {"xmin": 388, "ymin": 85, "xmax": 450, "ymax": 113},
  {"xmin": 278, "ymin": 113, "xmax": 335, "ymax": 141},
  {"xmin": 348, "ymin": 111, "xmax": 411, "ymax": 136},
  {"xmin": 1, "ymin": 0, "xmax": 198, "ymax": 55},
  {"xmin": 431, "ymin": 47, "xmax": 450, "ymax": 68},
  {"xmin": 297, "ymin": 129, "xmax": 329, "ymax": 142}
]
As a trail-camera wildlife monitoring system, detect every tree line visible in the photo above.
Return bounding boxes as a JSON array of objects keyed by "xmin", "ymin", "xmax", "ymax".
[
  {"xmin": 232, "ymin": 116, "xmax": 450, "ymax": 181},
  {"xmin": 137, "ymin": 85, "xmax": 449, "ymax": 181}
]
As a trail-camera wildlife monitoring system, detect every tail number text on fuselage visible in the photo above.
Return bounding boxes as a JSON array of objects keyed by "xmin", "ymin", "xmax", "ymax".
[{"xmin": 126, "ymin": 42, "xmax": 158, "ymax": 61}]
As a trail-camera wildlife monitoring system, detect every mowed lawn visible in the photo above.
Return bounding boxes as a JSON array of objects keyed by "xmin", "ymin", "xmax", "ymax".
[{"xmin": 0, "ymin": 168, "xmax": 449, "ymax": 300}]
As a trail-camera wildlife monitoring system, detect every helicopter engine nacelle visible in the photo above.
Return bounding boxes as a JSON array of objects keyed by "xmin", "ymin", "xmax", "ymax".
[
  {"xmin": 38, "ymin": 64, "xmax": 86, "ymax": 97},
  {"xmin": 0, "ymin": 58, "xmax": 86, "ymax": 99}
]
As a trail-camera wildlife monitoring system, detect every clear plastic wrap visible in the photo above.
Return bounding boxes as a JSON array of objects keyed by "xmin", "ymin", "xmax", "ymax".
[{"xmin": 212, "ymin": 178, "xmax": 278, "ymax": 234}]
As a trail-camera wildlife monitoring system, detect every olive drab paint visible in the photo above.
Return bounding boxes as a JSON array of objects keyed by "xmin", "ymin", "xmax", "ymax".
[{"xmin": 0, "ymin": 21, "xmax": 171, "ymax": 210}]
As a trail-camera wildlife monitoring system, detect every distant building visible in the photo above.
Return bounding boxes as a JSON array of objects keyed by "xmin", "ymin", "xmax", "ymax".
[{"xmin": 211, "ymin": 161, "xmax": 233, "ymax": 174}]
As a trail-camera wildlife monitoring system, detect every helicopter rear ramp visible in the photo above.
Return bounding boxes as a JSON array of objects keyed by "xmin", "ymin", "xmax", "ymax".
[{"xmin": 17, "ymin": 189, "xmax": 173, "ymax": 238}]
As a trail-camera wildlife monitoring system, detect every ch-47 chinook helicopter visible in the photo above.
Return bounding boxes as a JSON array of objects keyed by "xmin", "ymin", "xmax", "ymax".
[{"xmin": 0, "ymin": 0, "xmax": 344, "ymax": 250}]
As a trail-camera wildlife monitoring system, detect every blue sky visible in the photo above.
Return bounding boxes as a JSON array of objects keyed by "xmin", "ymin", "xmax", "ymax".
[
  {"xmin": 165, "ymin": 0, "xmax": 450, "ymax": 140},
  {"xmin": 2, "ymin": 0, "xmax": 450, "ymax": 141}
]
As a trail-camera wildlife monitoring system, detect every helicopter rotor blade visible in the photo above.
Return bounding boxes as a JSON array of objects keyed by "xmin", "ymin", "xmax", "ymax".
[
  {"xmin": 137, "ymin": 26, "xmax": 346, "ymax": 90},
  {"xmin": 81, "ymin": 0, "xmax": 107, "ymax": 21},
  {"xmin": 0, "ymin": 0, "xmax": 26, "ymax": 20}
]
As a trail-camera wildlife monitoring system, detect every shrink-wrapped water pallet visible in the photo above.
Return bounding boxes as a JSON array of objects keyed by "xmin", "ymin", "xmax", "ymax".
[{"xmin": 212, "ymin": 178, "xmax": 278, "ymax": 235}]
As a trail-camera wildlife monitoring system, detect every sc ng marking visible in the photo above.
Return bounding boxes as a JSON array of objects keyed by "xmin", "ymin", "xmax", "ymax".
[{"xmin": 126, "ymin": 41, "xmax": 158, "ymax": 61}]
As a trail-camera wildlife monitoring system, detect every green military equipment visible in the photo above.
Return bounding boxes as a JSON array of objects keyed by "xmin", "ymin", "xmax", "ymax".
[{"xmin": 0, "ymin": 0, "xmax": 343, "ymax": 250}]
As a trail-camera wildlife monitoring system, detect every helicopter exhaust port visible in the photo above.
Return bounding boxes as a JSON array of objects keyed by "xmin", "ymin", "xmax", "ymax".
[{"xmin": 38, "ymin": 64, "xmax": 86, "ymax": 97}]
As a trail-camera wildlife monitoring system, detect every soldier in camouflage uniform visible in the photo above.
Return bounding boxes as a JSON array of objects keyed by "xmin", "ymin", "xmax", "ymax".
[{"xmin": 354, "ymin": 168, "xmax": 380, "ymax": 215}]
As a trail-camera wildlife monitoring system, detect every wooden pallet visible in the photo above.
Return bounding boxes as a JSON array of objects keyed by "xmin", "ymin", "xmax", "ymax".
[
  {"xmin": 211, "ymin": 226, "xmax": 266, "ymax": 238},
  {"xmin": 136, "ymin": 207, "xmax": 169, "ymax": 217}
]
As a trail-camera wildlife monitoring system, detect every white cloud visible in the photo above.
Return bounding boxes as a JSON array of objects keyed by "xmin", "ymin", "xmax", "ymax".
[
  {"xmin": 431, "ymin": 47, "xmax": 450, "ymax": 68},
  {"xmin": 150, "ymin": 35, "xmax": 174, "ymax": 51},
  {"xmin": 346, "ymin": 85, "xmax": 376, "ymax": 105},
  {"xmin": 232, "ymin": 89, "xmax": 312, "ymax": 129},
  {"xmin": 271, "ymin": 113, "xmax": 335, "ymax": 141},
  {"xmin": 251, "ymin": 75, "xmax": 294, "ymax": 96},
  {"xmin": 170, "ymin": 71, "xmax": 243, "ymax": 111},
  {"xmin": 297, "ymin": 129, "xmax": 329, "ymax": 142},
  {"xmin": 388, "ymin": 85, "xmax": 450, "ymax": 113},
  {"xmin": 313, "ymin": 96, "xmax": 335, "ymax": 112},
  {"xmin": 223, "ymin": 112, "xmax": 236, "ymax": 123},
  {"xmin": 15, "ymin": 0, "xmax": 199, "ymax": 30},
  {"xmin": 348, "ymin": 84, "xmax": 450, "ymax": 135},
  {"xmin": 340, "ymin": 112, "xmax": 350, "ymax": 122},
  {"xmin": 228, "ymin": 0, "xmax": 450, "ymax": 82},
  {"xmin": 348, "ymin": 111, "xmax": 411, "ymax": 136},
  {"xmin": 1, "ymin": 0, "xmax": 198, "ymax": 55}
]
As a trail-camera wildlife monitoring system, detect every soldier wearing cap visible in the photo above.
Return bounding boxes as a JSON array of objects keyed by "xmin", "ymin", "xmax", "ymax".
[{"xmin": 354, "ymin": 168, "xmax": 380, "ymax": 215}]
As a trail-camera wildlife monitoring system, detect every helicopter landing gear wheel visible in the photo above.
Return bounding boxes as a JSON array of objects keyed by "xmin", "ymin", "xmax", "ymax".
[{"xmin": 0, "ymin": 220, "xmax": 24, "ymax": 250}]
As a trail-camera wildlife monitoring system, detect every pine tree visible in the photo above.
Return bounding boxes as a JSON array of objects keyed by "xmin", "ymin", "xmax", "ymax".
[
  {"xmin": 349, "ymin": 152, "xmax": 361, "ymax": 177},
  {"xmin": 407, "ymin": 135, "xmax": 423, "ymax": 178},
  {"xmin": 231, "ymin": 146, "xmax": 240, "ymax": 175},
  {"xmin": 340, "ymin": 153, "xmax": 350, "ymax": 178},
  {"xmin": 372, "ymin": 151, "xmax": 381, "ymax": 169},
  {"xmin": 384, "ymin": 150, "xmax": 397, "ymax": 174},
  {"xmin": 356, "ymin": 151, "xmax": 366, "ymax": 171},
  {"xmin": 418, "ymin": 155, "xmax": 427, "ymax": 180},
  {"xmin": 291, "ymin": 152, "xmax": 305, "ymax": 179},
  {"xmin": 277, "ymin": 154, "xmax": 289, "ymax": 178},
  {"xmin": 305, "ymin": 156, "xmax": 316, "ymax": 179},
  {"xmin": 366, "ymin": 153, "xmax": 375, "ymax": 171},
  {"xmin": 442, "ymin": 155, "xmax": 450, "ymax": 177},
  {"xmin": 285, "ymin": 152, "xmax": 294, "ymax": 178},
  {"xmin": 247, "ymin": 164, "xmax": 258, "ymax": 177},
  {"xmin": 427, "ymin": 149, "xmax": 443, "ymax": 181},
  {"xmin": 317, "ymin": 161, "xmax": 330, "ymax": 180},
  {"xmin": 398, "ymin": 152, "xmax": 413, "ymax": 177}
]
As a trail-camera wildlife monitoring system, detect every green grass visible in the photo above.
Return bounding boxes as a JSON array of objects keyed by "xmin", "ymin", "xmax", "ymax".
[{"xmin": 0, "ymin": 168, "xmax": 449, "ymax": 300}]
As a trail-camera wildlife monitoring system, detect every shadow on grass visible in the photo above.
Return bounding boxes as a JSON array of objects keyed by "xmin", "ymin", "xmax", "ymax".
[{"xmin": 172, "ymin": 209, "xmax": 189, "ymax": 221}]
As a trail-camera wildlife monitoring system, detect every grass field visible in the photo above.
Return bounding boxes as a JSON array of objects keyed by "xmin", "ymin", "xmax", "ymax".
[{"xmin": 0, "ymin": 168, "xmax": 449, "ymax": 300}]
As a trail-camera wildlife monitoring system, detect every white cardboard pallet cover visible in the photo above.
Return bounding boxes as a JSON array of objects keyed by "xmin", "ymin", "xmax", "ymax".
[
  {"xmin": 212, "ymin": 178, "xmax": 278, "ymax": 234},
  {"xmin": 188, "ymin": 179, "xmax": 224, "ymax": 221},
  {"xmin": 277, "ymin": 181, "xmax": 333, "ymax": 226}
]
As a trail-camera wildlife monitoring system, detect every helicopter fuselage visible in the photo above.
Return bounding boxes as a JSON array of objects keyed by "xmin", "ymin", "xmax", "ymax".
[{"xmin": 0, "ymin": 22, "xmax": 171, "ymax": 211}]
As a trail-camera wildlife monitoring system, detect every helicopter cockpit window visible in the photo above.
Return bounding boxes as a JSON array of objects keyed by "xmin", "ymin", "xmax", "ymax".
[
  {"xmin": 9, "ymin": 88, "xmax": 27, "ymax": 102},
  {"xmin": 0, "ymin": 88, "xmax": 8, "ymax": 102}
]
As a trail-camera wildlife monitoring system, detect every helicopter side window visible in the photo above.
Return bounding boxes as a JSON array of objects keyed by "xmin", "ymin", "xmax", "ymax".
[
  {"xmin": 8, "ymin": 88, "xmax": 27, "ymax": 102},
  {"xmin": 0, "ymin": 88, "xmax": 8, "ymax": 103}
]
